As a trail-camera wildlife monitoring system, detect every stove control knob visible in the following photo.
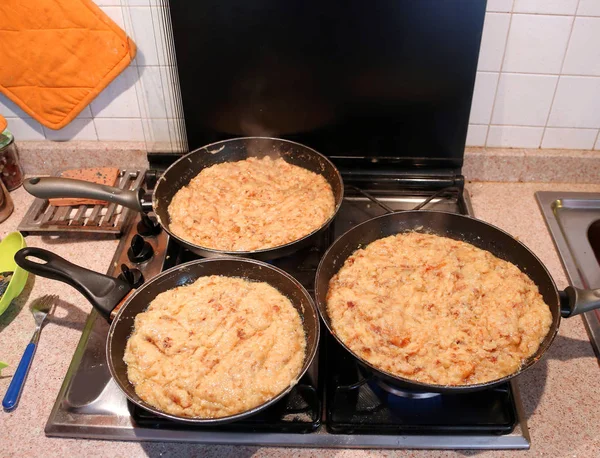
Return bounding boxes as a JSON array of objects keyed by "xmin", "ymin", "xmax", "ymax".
[
  {"xmin": 127, "ymin": 234, "xmax": 153, "ymax": 263},
  {"xmin": 137, "ymin": 212, "xmax": 162, "ymax": 236},
  {"xmin": 117, "ymin": 264, "xmax": 144, "ymax": 288}
]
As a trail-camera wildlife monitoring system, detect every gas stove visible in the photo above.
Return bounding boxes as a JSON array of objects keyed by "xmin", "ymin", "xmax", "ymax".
[{"xmin": 44, "ymin": 173, "xmax": 530, "ymax": 449}]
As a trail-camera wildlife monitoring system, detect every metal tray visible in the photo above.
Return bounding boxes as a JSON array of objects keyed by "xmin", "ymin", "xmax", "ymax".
[{"xmin": 18, "ymin": 169, "xmax": 145, "ymax": 236}]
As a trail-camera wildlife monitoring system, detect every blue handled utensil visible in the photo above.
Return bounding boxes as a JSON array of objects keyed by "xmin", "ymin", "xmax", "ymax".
[{"xmin": 3, "ymin": 295, "xmax": 57, "ymax": 411}]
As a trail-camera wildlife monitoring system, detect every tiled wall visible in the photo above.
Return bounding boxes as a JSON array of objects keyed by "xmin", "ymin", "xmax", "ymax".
[
  {"xmin": 2, "ymin": 0, "xmax": 600, "ymax": 152},
  {"xmin": 0, "ymin": 0, "xmax": 186, "ymax": 152},
  {"xmin": 468, "ymin": 0, "xmax": 600, "ymax": 150}
]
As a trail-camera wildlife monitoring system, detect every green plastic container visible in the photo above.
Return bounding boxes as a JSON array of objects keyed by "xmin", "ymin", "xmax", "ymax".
[{"xmin": 0, "ymin": 231, "xmax": 28, "ymax": 315}]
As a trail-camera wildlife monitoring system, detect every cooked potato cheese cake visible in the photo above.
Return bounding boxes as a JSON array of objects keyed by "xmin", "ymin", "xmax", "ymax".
[
  {"xmin": 326, "ymin": 232, "xmax": 553, "ymax": 386},
  {"xmin": 124, "ymin": 276, "xmax": 306, "ymax": 418},
  {"xmin": 168, "ymin": 156, "xmax": 335, "ymax": 251}
]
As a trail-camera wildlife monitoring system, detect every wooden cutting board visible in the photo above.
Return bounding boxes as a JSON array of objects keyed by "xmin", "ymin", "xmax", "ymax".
[{"xmin": 49, "ymin": 168, "xmax": 120, "ymax": 207}]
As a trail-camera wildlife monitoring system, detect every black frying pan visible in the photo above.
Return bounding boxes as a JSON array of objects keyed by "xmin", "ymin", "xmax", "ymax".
[
  {"xmin": 15, "ymin": 247, "xmax": 320, "ymax": 424},
  {"xmin": 315, "ymin": 210, "xmax": 600, "ymax": 393},
  {"xmin": 22, "ymin": 137, "xmax": 344, "ymax": 261}
]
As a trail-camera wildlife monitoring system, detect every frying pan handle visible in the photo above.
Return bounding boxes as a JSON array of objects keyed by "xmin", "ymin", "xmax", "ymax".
[
  {"xmin": 560, "ymin": 286, "xmax": 600, "ymax": 317},
  {"xmin": 24, "ymin": 177, "xmax": 145, "ymax": 213},
  {"xmin": 14, "ymin": 248, "xmax": 131, "ymax": 321}
]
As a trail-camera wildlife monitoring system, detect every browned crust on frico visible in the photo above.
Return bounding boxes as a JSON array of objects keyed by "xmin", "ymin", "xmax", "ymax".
[
  {"xmin": 326, "ymin": 233, "xmax": 553, "ymax": 386},
  {"xmin": 168, "ymin": 157, "xmax": 335, "ymax": 251},
  {"xmin": 124, "ymin": 276, "xmax": 306, "ymax": 418}
]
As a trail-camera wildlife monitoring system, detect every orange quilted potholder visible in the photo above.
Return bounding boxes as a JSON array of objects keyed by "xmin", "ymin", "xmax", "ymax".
[{"xmin": 0, "ymin": 0, "xmax": 136, "ymax": 130}]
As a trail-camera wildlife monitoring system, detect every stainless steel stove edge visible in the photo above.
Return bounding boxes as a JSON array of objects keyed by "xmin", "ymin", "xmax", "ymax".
[
  {"xmin": 44, "ymin": 426, "xmax": 529, "ymax": 450},
  {"xmin": 45, "ymin": 379, "xmax": 530, "ymax": 450},
  {"xmin": 535, "ymin": 191, "xmax": 600, "ymax": 360}
]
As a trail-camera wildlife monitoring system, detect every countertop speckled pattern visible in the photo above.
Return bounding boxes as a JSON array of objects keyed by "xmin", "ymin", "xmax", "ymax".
[{"xmin": 2, "ymin": 182, "xmax": 600, "ymax": 458}]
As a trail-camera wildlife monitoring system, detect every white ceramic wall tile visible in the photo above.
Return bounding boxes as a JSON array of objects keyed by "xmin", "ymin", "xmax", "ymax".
[
  {"xmin": 466, "ymin": 125, "xmax": 488, "ymax": 146},
  {"xmin": 513, "ymin": 0, "xmax": 579, "ymax": 15},
  {"xmin": 477, "ymin": 13, "xmax": 511, "ymax": 72},
  {"xmin": 138, "ymin": 66, "xmax": 168, "ymax": 118},
  {"xmin": 486, "ymin": 0, "xmax": 513, "ymax": 12},
  {"xmin": 91, "ymin": 67, "xmax": 141, "ymax": 118},
  {"xmin": 503, "ymin": 14, "xmax": 572, "ymax": 73},
  {"xmin": 562, "ymin": 18, "xmax": 600, "ymax": 76},
  {"xmin": 469, "ymin": 72, "xmax": 500, "ymax": 124},
  {"xmin": 95, "ymin": 118, "xmax": 145, "ymax": 141},
  {"xmin": 487, "ymin": 125, "xmax": 544, "ymax": 147},
  {"xmin": 94, "ymin": 0, "xmax": 121, "ymax": 5},
  {"xmin": 43, "ymin": 118, "xmax": 98, "ymax": 141},
  {"xmin": 0, "ymin": 94, "xmax": 30, "ymax": 118},
  {"xmin": 4, "ymin": 118, "xmax": 46, "ymax": 141},
  {"xmin": 491, "ymin": 73, "xmax": 557, "ymax": 126},
  {"xmin": 151, "ymin": 6, "xmax": 170, "ymax": 66},
  {"xmin": 7, "ymin": 0, "xmax": 600, "ymax": 152},
  {"xmin": 129, "ymin": 7, "xmax": 160, "ymax": 66},
  {"xmin": 548, "ymin": 76, "xmax": 600, "ymax": 128},
  {"xmin": 146, "ymin": 118, "xmax": 171, "ymax": 143},
  {"xmin": 79, "ymin": 106, "xmax": 93, "ymax": 117},
  {"xmin": 578, "ymin": 0, "xmax": 600, "ymax": 16},
  {"xmin": 541, "ymin": 127, "xmax": 598, "ymax": 149},
  {"xmin": 99, "ymin": 6, "xmax": 125, "ymax": 29},
  {"xmin": 142, "ymin": 118, "xmax": 183, "ymax": 152},
  {"xmin": 159, "ymin": 67, "xmax": 178, "ymax": 119},
  {"xmin": 0, "ymin": 95, "xmax": 93, "ymax": 120}
]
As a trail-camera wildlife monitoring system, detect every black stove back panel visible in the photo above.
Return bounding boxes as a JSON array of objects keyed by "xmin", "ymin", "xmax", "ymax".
[{"xmin": 168, "ymin": 0, "xmax": 486, "ymax": 170}]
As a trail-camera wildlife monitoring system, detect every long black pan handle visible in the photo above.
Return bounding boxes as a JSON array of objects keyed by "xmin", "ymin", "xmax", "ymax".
[
  {"xmin": 561, "ymin": 286, "xmax": 600, "ymax": 318},
  {"xmin": 24, "ymin": 177, "xmax": 145, "ymax": 212},
  {"xmin": 14, "ymin": 248, "xmax": 132, "ymax": 321}
]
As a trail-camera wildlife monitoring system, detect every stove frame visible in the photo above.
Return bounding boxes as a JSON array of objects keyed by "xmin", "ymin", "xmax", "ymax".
[{"xmin": 44, "ymin": 174, "xmax": 530, "ymax": 449}]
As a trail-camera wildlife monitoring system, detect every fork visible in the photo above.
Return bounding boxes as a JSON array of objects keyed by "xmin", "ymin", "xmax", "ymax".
[{"xmin": 2, "ymin": 295, "xmax": 58, "ymax": 411}]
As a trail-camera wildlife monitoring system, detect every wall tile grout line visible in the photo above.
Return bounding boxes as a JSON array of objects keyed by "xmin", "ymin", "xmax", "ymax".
[
  {"xmin": 495, "ymin": 71, "xmax": 600, "ymax": 77},
  {"xmin": 91, "ymin": 114, "xmax": 100, "ymax": 142},
  {"xmin": 540, "ymin": 1, "xmax": 580, "ymax": 149},
  {"xmin": 509, "ymin": 9, "xmax": 599, "ymax": 17},
  {"xmin": 593, "ymin": 129, "xmax": 600, "ymax": 150},
  {"xmin": 490, "ymin": 124, "xmax": 598, "ymax": 129},
  {"xmin": 484, "ymin": 0, "xmax": 516, "ymax": 147}
]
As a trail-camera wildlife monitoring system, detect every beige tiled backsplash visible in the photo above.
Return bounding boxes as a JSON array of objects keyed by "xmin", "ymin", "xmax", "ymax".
[{"xmin": 2, "ymin": 1, "xmax": 600, "ymax": 152}]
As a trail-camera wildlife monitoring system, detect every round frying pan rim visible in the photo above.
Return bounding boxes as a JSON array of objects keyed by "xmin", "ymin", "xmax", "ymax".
[
  {"xmin": 107, "ymin": 256, "xmax": 320, "ymax": 424},
  {"xmin": 314, "ymin": 209, "xmax": 561, "ymax": 392},
  {"xmin": 152, "ymin": 136, "xmax": 344, "ymax": 257}
]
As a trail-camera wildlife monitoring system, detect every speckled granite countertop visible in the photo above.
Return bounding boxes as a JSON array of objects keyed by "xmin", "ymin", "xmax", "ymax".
[{"xmin": 1, "ymin": 182, "xmax": 600, "ymax": 458}]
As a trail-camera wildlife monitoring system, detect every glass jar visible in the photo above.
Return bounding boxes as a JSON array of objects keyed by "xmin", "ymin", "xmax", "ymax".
[
  {"xmin": 0, "ymin": 177, "xmax": 13, "ymax": 223},
  {"xmin": 0, "ymin": 130, "xmax": 24, "ymax": 191}
]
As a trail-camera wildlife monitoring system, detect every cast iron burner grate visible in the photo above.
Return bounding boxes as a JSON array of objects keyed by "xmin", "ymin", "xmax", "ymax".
[
  {"xmin": 129, "ymin": 383, "xmax": 320, "ymax": 433},
  {"xmin": 324, "ymin": 334, "xmax": 517, "ymax": 435},
  {"xmin": 128, "ymin": 186, "xmax": 516, "ymax": 437},
  {"xmin": 45, "ymin": 179, "xmax": 529, "ymax": 448}
]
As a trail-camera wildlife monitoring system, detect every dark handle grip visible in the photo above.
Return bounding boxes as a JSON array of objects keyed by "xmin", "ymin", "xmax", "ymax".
[
  {"xmin": 561, "ymin": 286, "xmax": 600, "ymax": 317},
  {"xmin": 2, "ymin": 343, "xmax": 36, "ymax": 411},
  {"xmin": 24, "ymin": 177, "xmax": 144, "ymax": 212},
  {"xmin": 14, "ymin": 248, "xmax": 131, "ymax": 321}
]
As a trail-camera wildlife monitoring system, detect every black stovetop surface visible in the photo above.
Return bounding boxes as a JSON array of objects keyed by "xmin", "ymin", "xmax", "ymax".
[
  {"xmin": 128, "ymin": 187, "xmax": 517, "ymax": 437},
  {"xmin": 131, "ymin": 331, "xmax": 517, "ymax": 436}
]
